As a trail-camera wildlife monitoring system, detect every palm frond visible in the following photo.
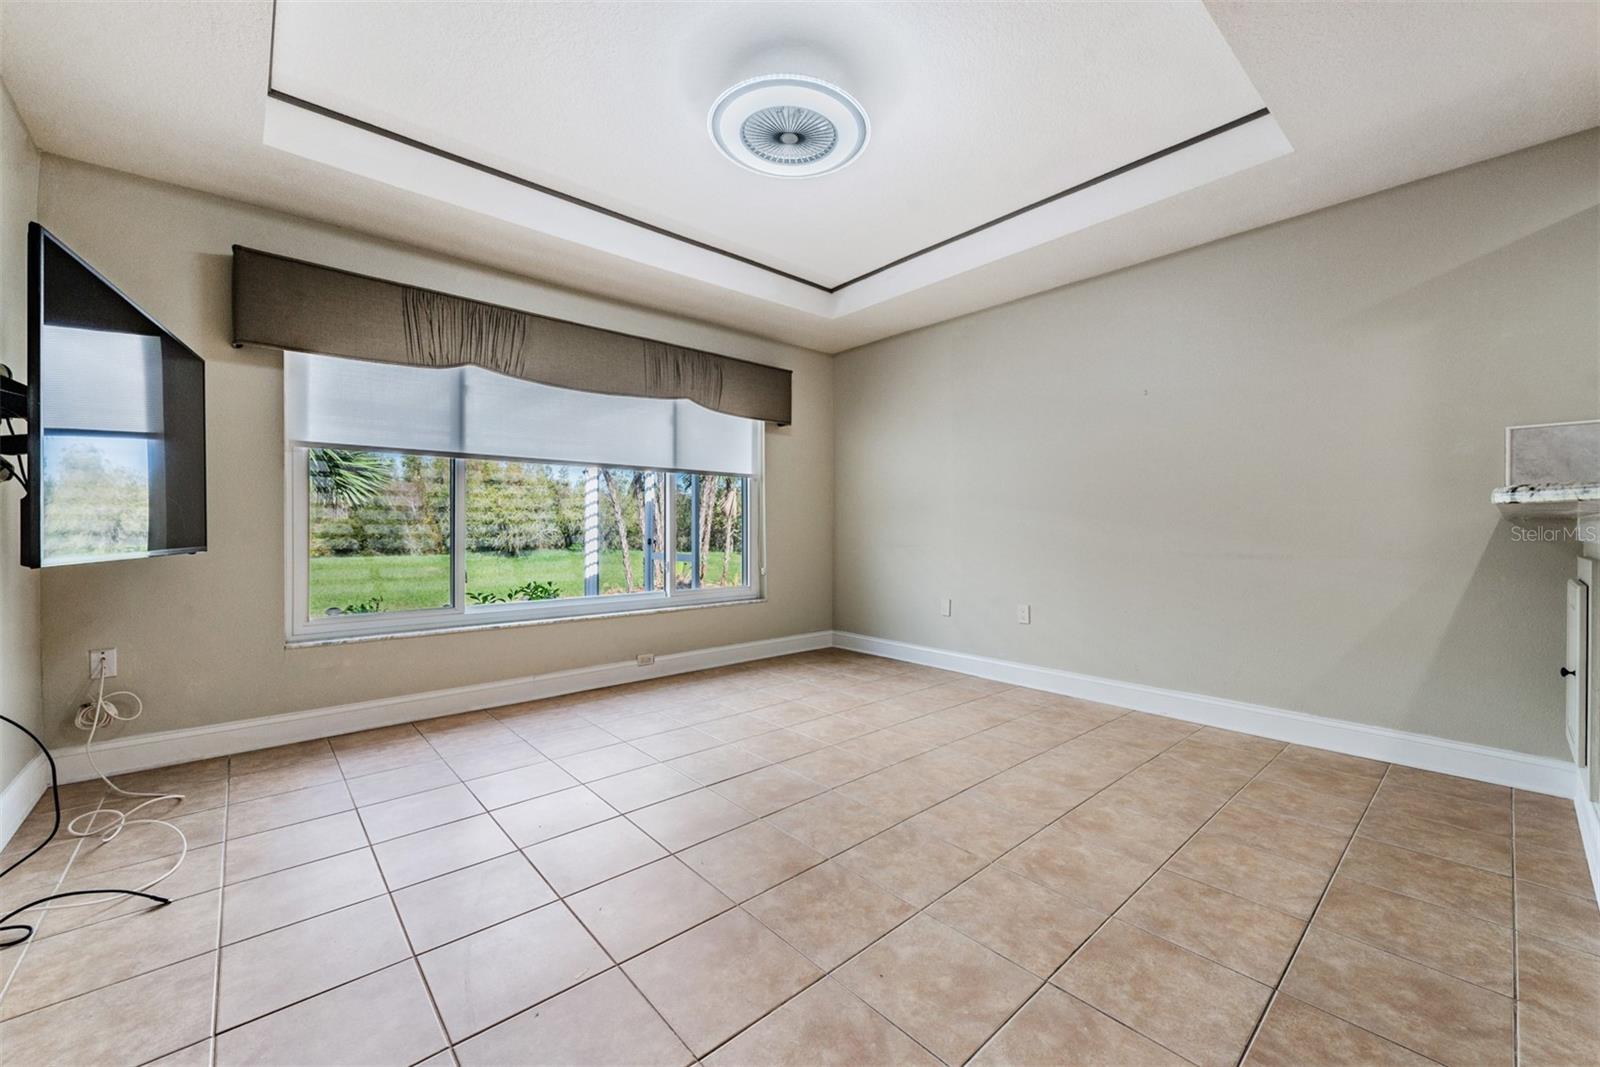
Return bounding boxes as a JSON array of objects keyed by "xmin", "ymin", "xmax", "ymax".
[{"xmin": 308, "ymin": 448, "xmax": 392, "ymax": 508}]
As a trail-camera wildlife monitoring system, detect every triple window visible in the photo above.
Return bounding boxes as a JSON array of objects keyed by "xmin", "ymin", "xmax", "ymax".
[{"xmin": 285, "ymin": 352, "xmax": 761, "ymax": 640}]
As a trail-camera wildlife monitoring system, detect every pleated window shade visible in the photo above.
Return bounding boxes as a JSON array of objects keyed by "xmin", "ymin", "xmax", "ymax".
[{"xmin": 284, "ymin": 350, "xmax": 759, "ymax": 476}]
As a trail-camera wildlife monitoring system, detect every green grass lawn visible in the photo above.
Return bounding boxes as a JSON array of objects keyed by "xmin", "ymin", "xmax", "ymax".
[{"xmin": 309, "ymin": 549, "xmax": 744, "ymax": 615}]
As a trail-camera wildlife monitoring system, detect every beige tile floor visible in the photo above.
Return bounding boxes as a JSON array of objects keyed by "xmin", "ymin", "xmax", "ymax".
[{"xmin": 1, "ymin": 649, "xmax": 1597, "ymax": 1066}]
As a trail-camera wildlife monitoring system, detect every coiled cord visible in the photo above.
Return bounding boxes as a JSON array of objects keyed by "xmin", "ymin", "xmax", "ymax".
[
  {"xmin": 61, "ymin": 672, "xmax": 190, "ymax": 897},
  {"xmin": 0, "ymin": 672, "xmax": 182, "ymax": 948}
]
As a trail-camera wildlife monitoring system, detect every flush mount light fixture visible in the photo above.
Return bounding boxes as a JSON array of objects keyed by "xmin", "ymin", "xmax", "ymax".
[{"xmin": 708, "ymin": 74, "xmax": 870, "ymax": 179}]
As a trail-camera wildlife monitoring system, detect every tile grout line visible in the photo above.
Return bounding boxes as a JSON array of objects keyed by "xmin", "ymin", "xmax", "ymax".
[
  {"xmin": 11, "ymin": 654, "xmax": 1561, "ymax": 1067},
  {"xmin": 0, "ymin": 790, "xmax": 110, "ymax": 1008},
  {"xmin": 509, "ymin": 680, "xmax": 996, "ymax": 867},
  {"xmin": 2, "ymin": 875, "xmax": 223, "ymax": 1023},
  {"xmin": 2, "ymin": 769, "xmax": 230, "ymax": 1057},
  {"xmin": 689, "ymin": 712, "xmax": 1209, "ymax": 1065},
  {"xmin": 1234, "ymin": 762, "xmax": 1492, "ymax": 1067},
  {"xmin": 0, "ymin": 661, "xmax": 854, "ymax": 1036},
  {"xmin": 0, "ymin": 666, "xmax": 1248, "ymax": 1046},
  {"xmin": 1294, "ymin": 870, "xmax": 1524, "ymax": 999},
  {"xmin": 341, "ymin": 707, "xmax": 705, "ymax": 1060},
  {"xmin": 7, "ymin": 672, "xmax": 1216, "ymax": 1049},
  {"xmin": 1322, "ymin": 846, "xmax": 1512, "ymax": 922},
  {"xmin": 1233, "ymin": 761, "xmax": 1390, "ymax": 1064},
  {"xmin": 396, "ymin": 669, "xmax": 869, "ymax": 1059},
  {"xmin": 444, "ymin": 673, "xmax": 1042, "ymax": 1060},
  {"xmin": 275, "ymin": 662, "xmax": 1574, "ymax": 1055},
  {"xmin": 409, "ymin": 713, "xmax": 693, "ymax": 1060},
  {"xmin": 1322, "ymin": 798, "xmax": 1527, "ymax": 1002},
  {"xmin": 548, "ymin": 894, "xmax": 699, "ymax": 1062},
  {"xmin": 1177, "ymin": 767, "xmax": 1523, "ymax": 959},
  {"xmin": 343, "ymin": 727, "xmax": 464, "ymax": 1063},
  {"xmin": 959, "ymin": 734, "xmax": 1303, "ymax": 1067},
  {"xmin": 720, "ymin": 726, "xmax": 1465, "ymax": 1067},
  {"xmin": 1357, "ymin": 796, "xmax": 1526, "ymax": 876},
  {"xmin": 1290, "ymin": 908, "xmax": 1523, "ymax": 1001},
  {"xmin": 1510, "ymin": 789, "xmax": 1521, "ymax": 1067},
  {"xmin": 345, "ymin": 666, "xmax": 1032, "ymax": 1061},
  {"xmin": 203, "ymin": 846, "xmax": 457, "ymax": 1046},
  {"xmin": 950, "ymin": 727, "xmax": 1292, "ymax": 1061},
  {"xmin": 204, "ymin": 767, "xmax": 231, "ymax": 1067},
  {"xmin": 203, "ymin": 899, "xmax": 430, "ymax": 1035},
  {"xmin": 186, "ymin": 739, "xmax": 442, "ymax": 1052},
  {"xmin": 449, "ymin": 680, "xmax": 1177, "ymax": 1062},
  {"xmin": 694, "ymin": 912, "xmax": 941, "ymax": 1065}
]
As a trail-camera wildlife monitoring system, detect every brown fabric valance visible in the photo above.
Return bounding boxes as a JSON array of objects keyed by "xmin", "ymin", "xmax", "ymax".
[{"xmin": 231, "ymin": 246, "xmax": 791, "ymax": 424}]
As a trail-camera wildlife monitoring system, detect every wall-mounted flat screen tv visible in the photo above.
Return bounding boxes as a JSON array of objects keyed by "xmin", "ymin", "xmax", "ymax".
[{"xmin": 21, "ymin": 223, "xmax": 206, "ymax": 567}]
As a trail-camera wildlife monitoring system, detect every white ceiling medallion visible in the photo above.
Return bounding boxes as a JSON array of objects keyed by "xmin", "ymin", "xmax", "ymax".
[{"xmin": 708, "ymin": 74, "xmax": 870, "ymax": 178}]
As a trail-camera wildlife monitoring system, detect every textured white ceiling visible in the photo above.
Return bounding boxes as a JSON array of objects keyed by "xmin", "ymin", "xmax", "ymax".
[
  {"xmin": 270, "ymin": 1, "xmax": 1265, "ymax": 287},
  {"xmin": 1, "ymin": 1, "xmax": 1595, "ymax": 353}
]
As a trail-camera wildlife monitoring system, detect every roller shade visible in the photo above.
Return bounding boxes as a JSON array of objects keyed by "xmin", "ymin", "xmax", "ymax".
[
  {"xmin": 285, "ymin": 351, "xmax": 759, "ymax": 476},
  {"xmin": 235, "ymin": 246, "xmax": 791, "ymax": 425}
]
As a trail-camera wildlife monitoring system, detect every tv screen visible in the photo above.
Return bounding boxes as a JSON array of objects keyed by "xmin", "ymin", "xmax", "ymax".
[{"xmin": 22, "ymin": 223, "xmax": 206, "ymax": 567}]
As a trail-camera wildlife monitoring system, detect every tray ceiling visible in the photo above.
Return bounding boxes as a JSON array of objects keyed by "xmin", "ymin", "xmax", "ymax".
[
  {"xmin": 268, "ymin": 1, "xmax": 1272, "ymax": 290},
  {"xmin": 1, "ymin": 2, "xmax": 1595, "ymax": 351}
]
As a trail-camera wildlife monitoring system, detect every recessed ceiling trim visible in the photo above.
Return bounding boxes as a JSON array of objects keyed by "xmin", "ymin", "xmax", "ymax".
[
  {"xmin": 264, "ymin": 91, "xmax": 1290, "ymax": 317},
  {"xmin": 7, "ymin": 0, "xmax": 1590, "ymax": 346},
  {"xmin": 264, "ymin": 86, "xmax": 1282, "ymax": 304},
  {"xmin": 260, "ymin": 92, "xmax": 839, "ymax": 317},
  {"xmin": 835, "ymin": 107, "xmax": 1268, "ymax": 291},
  {"xmin": 831, "ymin": 112, "xmax": 1293, "ymax": 316},
  {"xmin": 266, "ymin": 88, "xmax": 835, "ymax": 294}
]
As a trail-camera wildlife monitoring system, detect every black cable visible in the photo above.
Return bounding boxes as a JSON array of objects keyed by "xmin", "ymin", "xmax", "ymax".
[{"xmin": 0, "ymin": 713, "xmax": 170, "ymax": 949}]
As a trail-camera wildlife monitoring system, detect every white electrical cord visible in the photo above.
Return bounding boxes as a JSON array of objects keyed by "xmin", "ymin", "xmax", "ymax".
[{"xmin": 50, "ymin": 669, "xmax": 189, "ymax": 907}]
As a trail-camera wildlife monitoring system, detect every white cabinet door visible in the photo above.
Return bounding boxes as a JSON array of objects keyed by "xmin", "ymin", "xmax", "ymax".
[{"xmin": 1566, "ymin": 577, "xmax": 1589, "ymax": 767}]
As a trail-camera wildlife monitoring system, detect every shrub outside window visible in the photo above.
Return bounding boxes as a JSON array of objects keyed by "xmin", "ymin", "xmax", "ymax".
[
  {"xmin": 291, "ymin": 448, "xmax": 757, "ymax": 639},
  {"xmin": 285, "ymin": 351, "xmax": 763, "ymax": 641}
]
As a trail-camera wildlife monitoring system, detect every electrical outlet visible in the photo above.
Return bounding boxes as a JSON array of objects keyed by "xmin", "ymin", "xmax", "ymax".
[
  {"xmin": 637, "ymin": 653, "xmax": 656, "ymax": 666},
  {"xmin": 1016, "ymin": 604, "xmax": 1031, "ymax": 625},
  {"xmin": 89, "ymin": 648, "xmax": 118, "ymax": 678},
  {"xmin": 939, "ymin": 598, "xmax": 951, "ymax": 617}
]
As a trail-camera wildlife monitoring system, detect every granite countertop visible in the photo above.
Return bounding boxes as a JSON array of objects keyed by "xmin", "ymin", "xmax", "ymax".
[{"xmin": 1492, "ymin": 482, "xmax": 1600, "ymax": 518}]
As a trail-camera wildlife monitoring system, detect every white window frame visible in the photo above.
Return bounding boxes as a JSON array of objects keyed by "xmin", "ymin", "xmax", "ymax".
[{"xmin": 285, "ymin": 438, "xmax": 763, "ymax": 643}]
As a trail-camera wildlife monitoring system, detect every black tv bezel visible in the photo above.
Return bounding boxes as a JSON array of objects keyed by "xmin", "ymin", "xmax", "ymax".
[
  {"xmin": 22, "ymin": 222, "xmax": 42, "ymax": 568},
  {"xmin": 22, "ymin": 222, "xmax": 208, "ymax": 568}
]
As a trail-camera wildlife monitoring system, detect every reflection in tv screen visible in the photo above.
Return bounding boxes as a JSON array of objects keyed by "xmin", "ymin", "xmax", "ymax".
[
  {"xmin": 40, "ymin": 435, "xmax": 156, "ymax": 562},
  {"xmin": 26, "ymin": 224, "xmax": 206, "ymax": 567}
]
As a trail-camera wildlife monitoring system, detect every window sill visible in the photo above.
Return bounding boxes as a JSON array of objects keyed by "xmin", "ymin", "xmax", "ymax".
[{"xmin": 285, "ymin": 594, "xmax": 768, "ymax": 649}]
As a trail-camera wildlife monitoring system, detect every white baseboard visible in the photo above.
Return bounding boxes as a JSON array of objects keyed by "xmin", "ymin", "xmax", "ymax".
[
  {"xmin": 45, "ymin": 625, "xmax": 1575, "ymax": 796},
  {"xmin": 41, "ymin": 630, "xmax": 833, "ymax": 786},
  {"xmin": 1575, "ymin": 771, "xmax": 1600, "ymax": 904},
  {"xmin": 1, "ymin": 752, "xmax": 51, "ymax": 854},
  {"xmin": 11, "ymin": 624, "xmax": 1596, "ymax": 900},
  {"xmin": 833, "ymin": 630, "xmax": 1576, "ymax": 797}
]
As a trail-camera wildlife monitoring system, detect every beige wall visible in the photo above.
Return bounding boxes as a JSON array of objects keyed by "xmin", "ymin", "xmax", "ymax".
[
  {"xmin": 17, "ymin": 127, "xmax": 1599, "ymax": 764},
  {"xmin": 0, "ymin": 82, "xmax": 41, "ymax": 792},
  {"xmin": 834, "ymin": 131, "xmax": 1600, "ymax": 760},
  {"xmin": 34, "ymin": 157, "xmax": 833, "ymax": 750}
]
